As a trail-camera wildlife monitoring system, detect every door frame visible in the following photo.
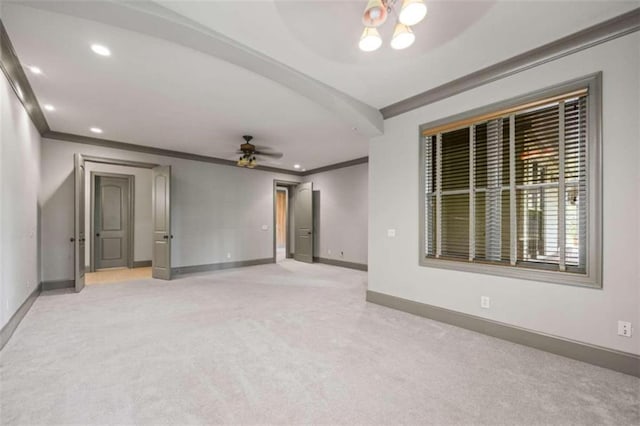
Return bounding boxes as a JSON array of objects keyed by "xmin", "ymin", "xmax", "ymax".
[
  {"xmin": 273, "ymin": 179, "xmax": 300, "ymax": 263},
  {"xmin": 89, "ymin": 172, "xmax": 135, "ymax": 272},
  {"xmin": 80, "ymin": 156, "xmax": 159, "ymax": 279}
]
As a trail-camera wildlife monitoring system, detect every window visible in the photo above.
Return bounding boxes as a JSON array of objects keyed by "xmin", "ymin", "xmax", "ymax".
[{"xmin": 420, "ymin": 74, "xmax": 602, "ymax": 287}]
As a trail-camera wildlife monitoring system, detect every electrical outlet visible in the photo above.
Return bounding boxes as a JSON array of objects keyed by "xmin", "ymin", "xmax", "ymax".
[
  {"xmin": 387, "ymin": 229, "xmax": 396, "ymax": 237},
  {"xmin": 226, "ymin": 252, "xmax": 232, "ymax": 259},
  {"xmin": 617, "ymin": 321, "xmax": 632, "ymax": 337},
  {"xmin": 261, "ymin": 224, "xmax": 268, "ymax": 231},
  {"xmin": 327, "ymin": 249, "xmax": 332, "ymax": 255},
  {"xmin": 340, "ymin": 251, "xmax": 344, "ymax": 258},
  {"xmin": 480, "ymin": 296, "xmax": 491, "ymax": 309}
]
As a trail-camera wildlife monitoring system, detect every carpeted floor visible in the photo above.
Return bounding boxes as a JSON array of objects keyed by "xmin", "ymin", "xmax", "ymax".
[{"xmin": 1, "ymin": 260, "xmax": 638, "ymax": 425}]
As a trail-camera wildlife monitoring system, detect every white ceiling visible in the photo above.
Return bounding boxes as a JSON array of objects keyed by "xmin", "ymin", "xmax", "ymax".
[
  {"xmin": 2, "ymin": 1, "xmax": 637, "ymax": 170},
  {"xmin": 159, "ymin": 0, "xmax": 638, "ymax": 108}
]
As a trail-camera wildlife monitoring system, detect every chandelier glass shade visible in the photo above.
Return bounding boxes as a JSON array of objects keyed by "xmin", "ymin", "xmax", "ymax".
[
  {"xmin": 359, "ymin": 27, "xmax": 383, "ymax": 52},
  {"xmin": 398, "ymin": 0, "xmax": 428, "ymax": 26},
  {"xmin": 362, "ymin": 0, "xmax": 388, "ymax": 27},
  {"xmin": 390, "ymin": 23, "xmax": 415, "ymax": 50},
  {"xmin": 359, "ymin": 0, "xmax": 427, "ymax": 51}
]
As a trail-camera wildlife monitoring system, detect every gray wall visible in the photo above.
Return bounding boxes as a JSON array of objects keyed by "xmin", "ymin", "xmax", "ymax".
[
  {"xmin": 0, "ymin": 71, "xmax": 41, "ymax": 329},
  {"xmin": 84, "ymin": 162, "xmax": 152, "ymax": 264},
  {"xmin": 368, "ymin": 33, "xmax": 640, "ymax": 354},
  {"xmin": 305, "ymin": 163, "xmax": 368, "ymax": 265},
  {"xmin": 40, "ymin": 138, "xmax": 301, "ymax": 282}
]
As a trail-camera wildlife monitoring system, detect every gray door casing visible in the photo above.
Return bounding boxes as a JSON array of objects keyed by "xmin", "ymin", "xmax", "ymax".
[
  {"xmin": 74, "ymin": 153, "xmax": 86, "ymax": 292},
  {"xmin": 93, "ymin": 174, "xmax": 133, "ymax": 270},
  {"xmin": 294, "ymin": 181, "xmax": 314, "ymax": 263},
  {"xmin": 152, "ymin": 165, "xmax": 172, "ymax": 280}
]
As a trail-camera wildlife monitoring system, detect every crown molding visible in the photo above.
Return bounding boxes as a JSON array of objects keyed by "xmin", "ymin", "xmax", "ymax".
[
  {"xmin": 0, "ymin": 19, "xmax": 49, "ymax": 134},
  {"xmin": 303, "ymin": 156, "xmax": 368, "ymax": 175},
  {"xmin": 43, "ymin": 131, "xmax": 305, "ymax": 176},
  {"xmin": 1, "ymin": 14, "xmax": 365, "ymax": 178},
  {"xmin": 381, "ymin": 7, "xmax": 640, "ymax": 119}
]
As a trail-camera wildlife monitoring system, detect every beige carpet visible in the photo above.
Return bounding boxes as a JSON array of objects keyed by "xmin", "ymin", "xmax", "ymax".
[
  {"xmin": 86, "ymin": 267, "xmax": 152, "ymax": 285},
  {"xmin": 1, "ymin": 260, "xmax": 638, "ymax": 424}
]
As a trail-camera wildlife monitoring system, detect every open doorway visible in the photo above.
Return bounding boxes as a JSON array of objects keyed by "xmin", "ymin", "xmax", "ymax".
[
  {"xmin": 274, "ymin": 180, "xmax": 296, "ymax": 263},
  {"xmin": 73, "ymin": 154, "xmax": 173, "ymax": 291},
  {"xmin": 275, "ymin": 186, "xmax": 288, "ymax": 262},
  {"xmin": 273, "ymin": 179, "xmax": 314, "ymax": 264}
]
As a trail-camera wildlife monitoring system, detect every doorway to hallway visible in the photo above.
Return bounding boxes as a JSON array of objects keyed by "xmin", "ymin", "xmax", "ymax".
[
  {"xmin": 273, "ymin": 179, "xmax": 314, "ymax": 264},
  {"xmin": 73, "ymin": 154, "xmax": 173, "ymax": 292},
  {"xmin": 276, "ymin": 187, "xmax": 288, "ymax": 262}
]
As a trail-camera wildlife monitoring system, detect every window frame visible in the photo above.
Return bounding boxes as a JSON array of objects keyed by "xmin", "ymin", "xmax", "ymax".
[{"xmin": 418, "ymin": 73, "xmax": 602, "ymax": 288}]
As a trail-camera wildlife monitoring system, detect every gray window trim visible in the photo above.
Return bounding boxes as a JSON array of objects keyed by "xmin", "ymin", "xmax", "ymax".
[{"xmin": 418, "ymin": 73, "xmax": 602, "ymax": 289}]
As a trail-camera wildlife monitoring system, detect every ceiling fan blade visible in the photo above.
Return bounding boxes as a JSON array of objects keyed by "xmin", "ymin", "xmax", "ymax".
[
  {"xmin": 253, "ymin": 145, "xmax": 277, "ymax": 152},
  {"xmin": 255, "ymin": 151, "xmax": 283, "ymax": 159}
]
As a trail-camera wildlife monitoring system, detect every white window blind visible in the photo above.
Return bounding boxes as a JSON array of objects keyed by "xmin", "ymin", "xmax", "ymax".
[{"xmin": 423, "ymin": 91, "xmax": 588, "ymax": 275}]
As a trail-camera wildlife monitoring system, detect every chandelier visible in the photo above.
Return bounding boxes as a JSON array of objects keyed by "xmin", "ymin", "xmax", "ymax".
[{"xmin": 359, "ymin": 0, "xmax": 427, "ymax": 52}]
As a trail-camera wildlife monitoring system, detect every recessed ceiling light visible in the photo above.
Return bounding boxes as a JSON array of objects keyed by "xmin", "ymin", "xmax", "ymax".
[
  {"xmin": 43, "ymin": 104, "xmax": 55, "ymax": 111},
  {"xmin": 294, "ymin": 164, "xmax": 301, "ymax": 169},
  {"xmin": 90, "ymin": 127, "xmax": 103, "ymax": 134},
  {"xmin": 90, "ymin": 44, "xmax": 111, "ymax": 57},
  {"xmin": 28, "ymin": 66, "xmax": 42, "ymax": 75}
]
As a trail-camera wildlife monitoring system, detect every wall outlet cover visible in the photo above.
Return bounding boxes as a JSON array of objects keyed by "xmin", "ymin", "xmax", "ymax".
[
  {"xmin": 480, "ymin": 296, "xmax": 491, "ymax": 309},
  {"xmin": 387, "ymin": 229, "xmax": 396, "ymax": 237},
  {"xmin": 617, "ymin": 321, "xmax": 632, "ymax": 337}
]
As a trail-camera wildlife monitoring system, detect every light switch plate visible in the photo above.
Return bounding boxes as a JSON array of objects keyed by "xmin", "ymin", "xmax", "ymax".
[
  {"xmin": 261, "ymin": 224, "xmax": 268, "ymax": 231},
  {"xmin": 387, "ymin": 229, "xmax": 396, "ymax": 237}
]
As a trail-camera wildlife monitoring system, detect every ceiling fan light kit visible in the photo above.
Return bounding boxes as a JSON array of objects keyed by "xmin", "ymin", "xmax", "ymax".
[
  {"xmin": 235, "ymin": 135, "xmax": 283, "ymax": 169},
  {"xmin": 359, "ymin": 0, "xmax": 427, "ymax": 52}
]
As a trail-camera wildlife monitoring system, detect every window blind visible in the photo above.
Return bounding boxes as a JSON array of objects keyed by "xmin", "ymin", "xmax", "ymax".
[{"xmin": 424, "ymin": 91, "xmax": 588, "ymax": 274}]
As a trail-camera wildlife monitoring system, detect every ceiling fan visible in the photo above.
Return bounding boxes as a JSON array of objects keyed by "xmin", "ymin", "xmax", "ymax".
[{"xmin": 236, "ymin": 135, "xmax": 283, "ymax": 169}]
